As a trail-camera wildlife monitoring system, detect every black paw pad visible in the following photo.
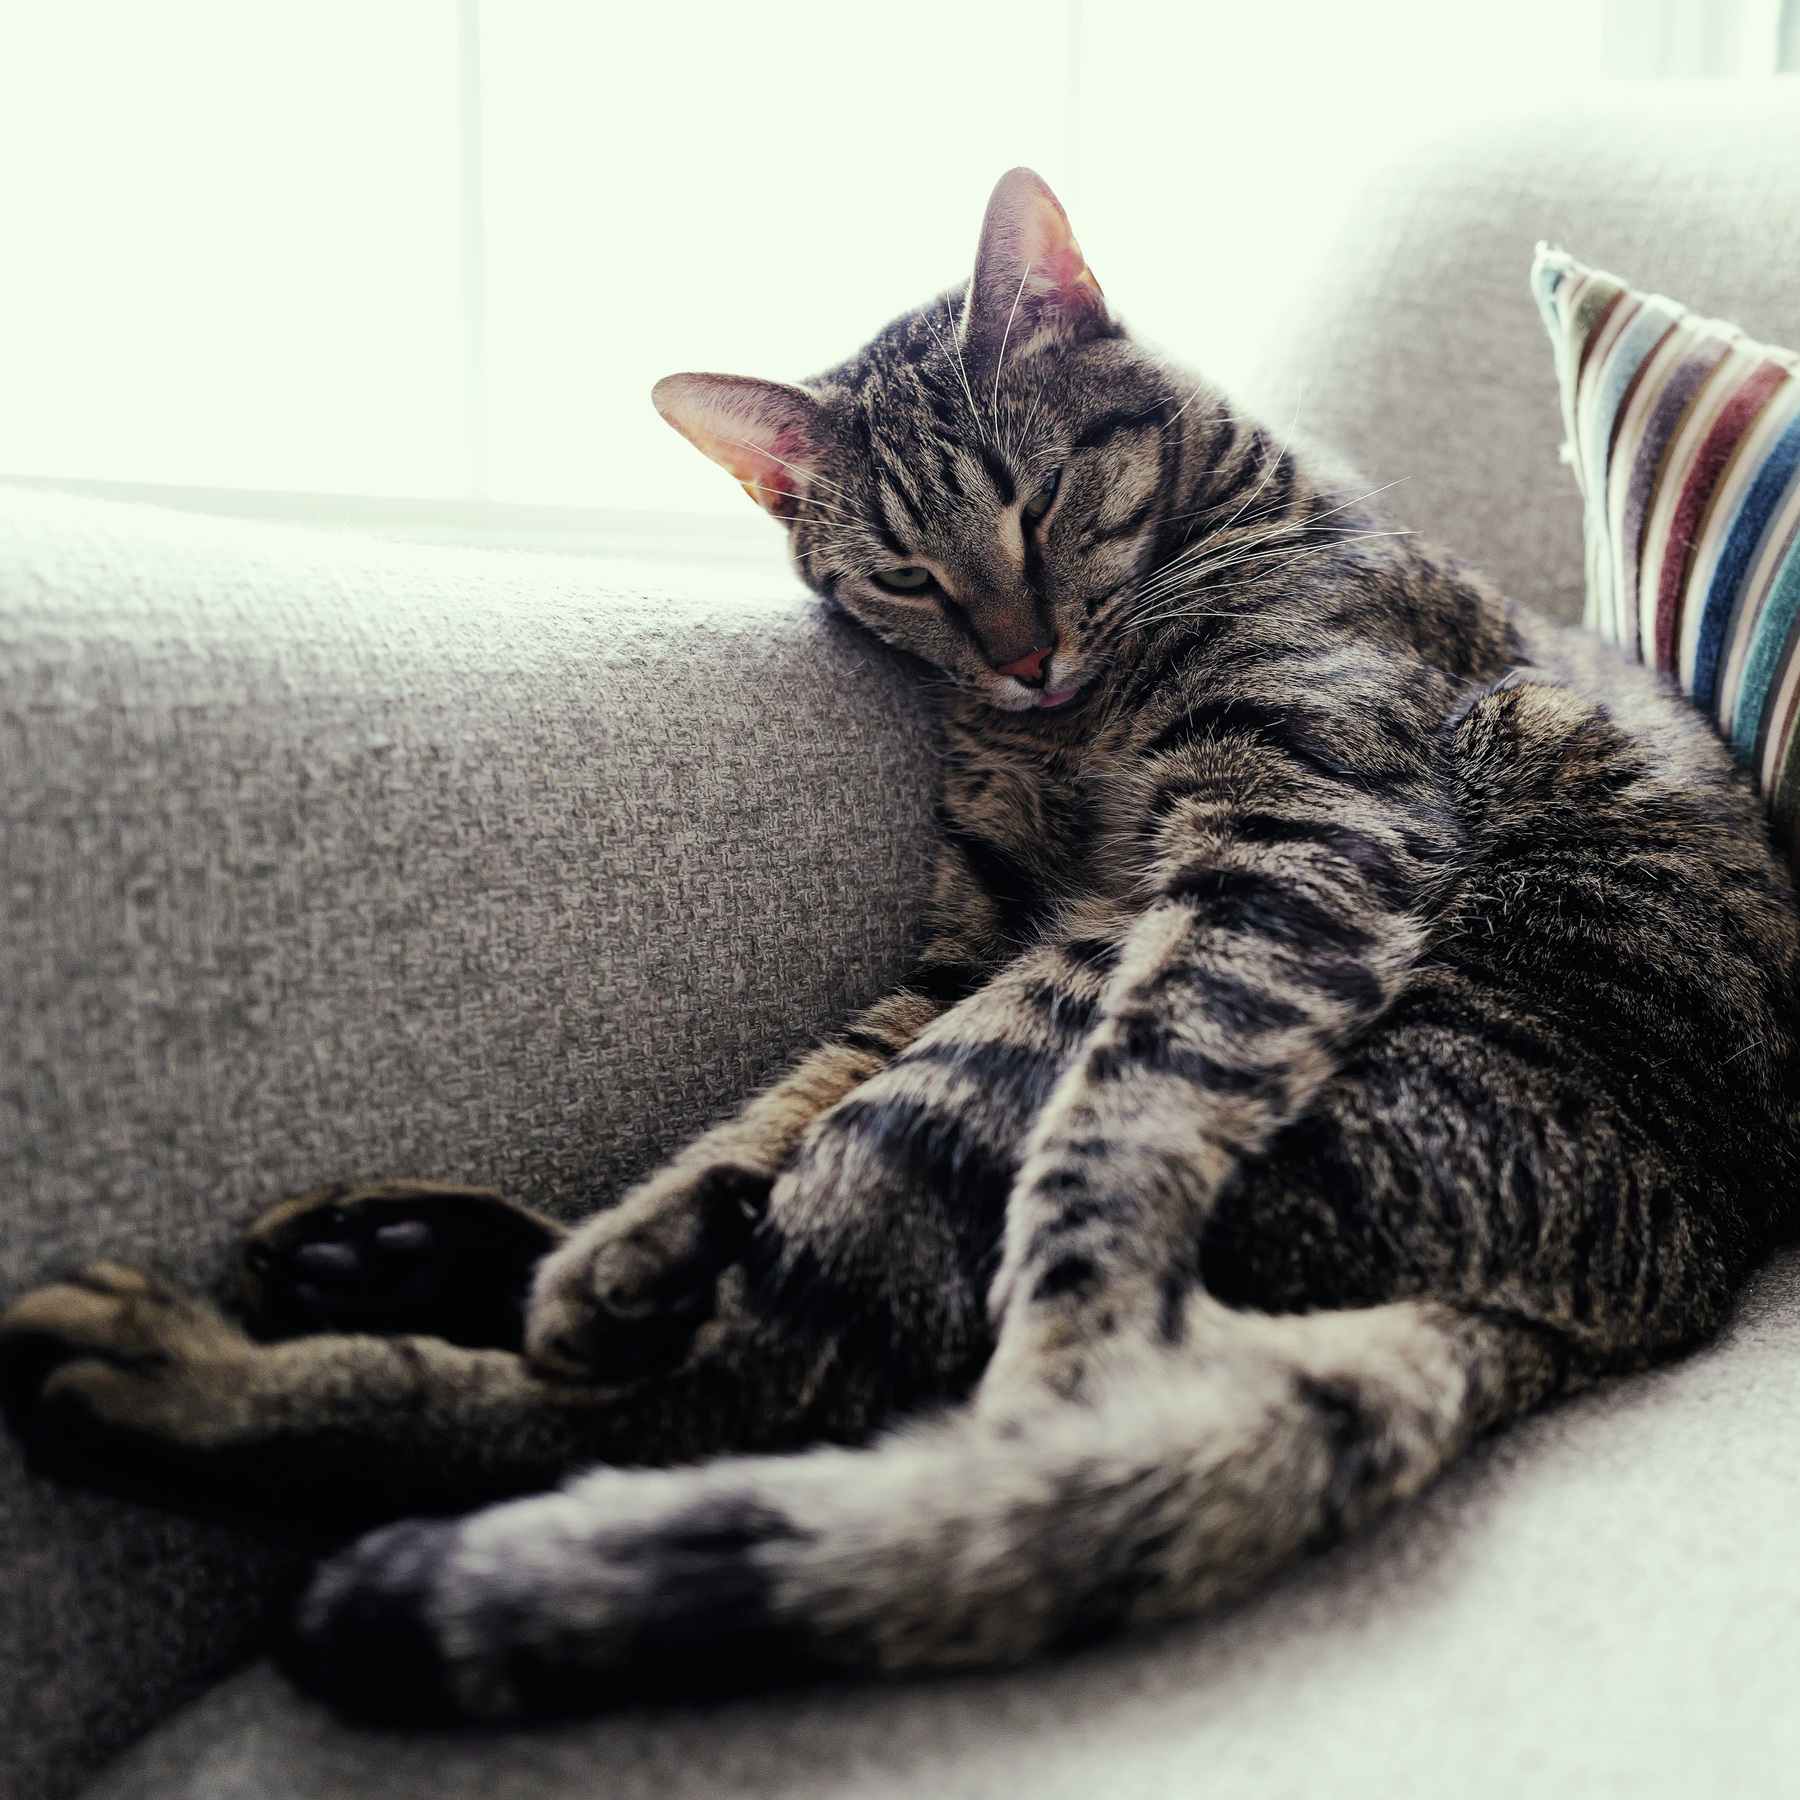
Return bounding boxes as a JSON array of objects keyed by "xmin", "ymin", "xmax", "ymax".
[{"xmin": 243, "ymin": 1183, "xmax": 565, "ymax": 1351}]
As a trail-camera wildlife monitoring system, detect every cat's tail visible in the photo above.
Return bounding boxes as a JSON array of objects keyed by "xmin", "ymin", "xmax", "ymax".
[{"xmin": 285, "ymin": 1299, "xmax": 1556, "ymax": 1722}]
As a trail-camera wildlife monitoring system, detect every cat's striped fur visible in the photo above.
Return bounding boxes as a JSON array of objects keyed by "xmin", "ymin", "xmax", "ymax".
[{"xmin": 4, "ymin": 169, "xmax": 1797, "ymax": 1723}]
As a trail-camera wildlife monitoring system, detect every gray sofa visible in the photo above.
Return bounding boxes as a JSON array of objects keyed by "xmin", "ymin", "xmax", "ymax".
[{"xmin": 5, "ymin": 83, "xmax": 1799, "ymax": 1800}]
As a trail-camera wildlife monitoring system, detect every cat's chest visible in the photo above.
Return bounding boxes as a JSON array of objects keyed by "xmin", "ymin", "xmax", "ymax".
[{"xmin": 941, "ymin": 730, "xmax": 1138, "ymax": 906}]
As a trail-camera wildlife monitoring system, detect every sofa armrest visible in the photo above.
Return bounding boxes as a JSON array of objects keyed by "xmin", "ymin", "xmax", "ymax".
[{"xmin": 0, "ymin": 485, "xmax": 937, "ymax": 1800}]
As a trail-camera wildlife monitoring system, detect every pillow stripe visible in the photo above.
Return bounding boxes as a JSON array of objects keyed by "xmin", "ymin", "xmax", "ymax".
[
  {"xmin": 1774, "ymin": 696, "xmax": 1800, "ymax": 847},
  {"xmin": 1722, "ymin": 492, "xmax": 1800, "ymax": 748},
  {"xmin": 1736, "ymin": 538, "xmax": 1800, "ymax": 765},
  {"xmin": 1657, "ymin": 358, "xmax": 1790, "ymax": 670},
  {"xmin": 1770, "ymin": 679, "xmax": 1800, "ymax": 788},
  {"xmin": 1754, "ymin": 603, "xmax": 1800, "ymax": 789},
  {"xmin": 1635, "ymin": 335, "xmax": 1736, "ymax": 662},
  {"xmin": 1536, "ymin": 244, "xmax": 1800, "ymax": 864},
  {"xmin": 1689, "ymin": 389, "xmax": 1800, "ymax": 707},
  {"xmin": 1585, "ymin": 298, "xmax": 1674, "ymax": 636},
  {"xmin": 1612, "ymin": 322, "xmax": 1711, "ymax": 648}
]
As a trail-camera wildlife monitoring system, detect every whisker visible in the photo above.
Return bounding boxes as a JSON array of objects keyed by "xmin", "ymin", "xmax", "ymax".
[
  {"xmin": 990, "ymin": 261, "xmax": 1035, "ymax": 455},
  {"xmin": 1157, "ymin": 382, "xmax": 1225, "ymax": 442},
  {"xmin": 1210, "ymin": 390, "xmax": 1304, "ymax": 544},
  {"xmin": 1125, "ymin": 469, "xmax": 1414, "ymax": 611},
  {"xmin": 1130, "ymin": 527, "xmax": 1411, "ymax": 608},
  {"xmin": 1116, "ymin": 530, "xmax": 1417, "ymax": 633},
  {"xmin": 1128, "ymin": 516, "xmax": 1315, "ymax": 604},
  {"xmin": 933, "ymin": 298, "xmax": 987, "ymax": 443},
  {"xmin": 1158, "ymin": 474, "xmax": 1412, "ymax": 536},
  {"xmin": 1131, "ymin": 517, "xmax": 1403, "ymax": 603}
]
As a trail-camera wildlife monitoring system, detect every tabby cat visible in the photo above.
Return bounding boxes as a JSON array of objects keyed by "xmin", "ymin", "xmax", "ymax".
[{"xmin": 4, "ymin": 169, "xmax": 1798, "ymax": 1724}]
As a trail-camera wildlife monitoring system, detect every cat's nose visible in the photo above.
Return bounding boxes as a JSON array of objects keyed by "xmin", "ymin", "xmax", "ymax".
[{"xmin": 994, "ymin": 641, "xmax": 1056, "ymax": 686}]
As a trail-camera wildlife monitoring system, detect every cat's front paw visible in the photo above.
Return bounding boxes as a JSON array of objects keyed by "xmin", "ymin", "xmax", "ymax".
[
  {"xmin": 0, "ymin": 1263, "xmax": 259, "ymax": 1497},
  {"xmin": 525, "ymin": 1164, "xmax": 770, "ymax": 1380}
]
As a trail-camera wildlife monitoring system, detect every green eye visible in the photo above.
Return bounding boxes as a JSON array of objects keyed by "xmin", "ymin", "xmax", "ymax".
[
  {"xmin": 873, "ymin": 565, "xmax": 934, "ymax": 594},
  {"xmin": 1024, "ymin": 467, "xmax": 1062, "ymax": 520}
]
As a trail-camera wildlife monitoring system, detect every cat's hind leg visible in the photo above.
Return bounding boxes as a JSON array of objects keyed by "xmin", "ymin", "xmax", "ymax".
[
  {"xmin": 0, "ymin": 935, "xmax": 1112, "ymax": 1542},
  {"xmin": 0, "ymin": 1130, "xmax": 1000, "ymax": 1542},
  {"xmin": 241, "ymin": 1180, "xmax": 567, "ymax": 1351},
  {"xmin": 0, "ymin": 1261, "xmax": 618, "ymax": 1539}
]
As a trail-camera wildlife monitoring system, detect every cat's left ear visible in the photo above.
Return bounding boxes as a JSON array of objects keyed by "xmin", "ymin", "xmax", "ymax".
[
  {"xmin": 652, "ymin": 373, "xmax": 827, "ymax": 521},
  {"xmin": 962, "ymin": 167, "xmax": 1111, "ymax": 359}
]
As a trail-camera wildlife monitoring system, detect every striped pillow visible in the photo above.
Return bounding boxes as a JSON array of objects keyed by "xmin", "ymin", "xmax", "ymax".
[{"xmin": 1533, "ymin": 246, "xmax": 1800, "ymax": 858}]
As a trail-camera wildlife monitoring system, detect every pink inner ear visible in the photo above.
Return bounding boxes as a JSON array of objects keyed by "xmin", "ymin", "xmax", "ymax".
[
  {"xmin": 1037, "ymin": 241, "xmax": 1101, "ymax": 298},
  {"xmin": 1022, "ymin": 200, "xmax": 1103, "ymax": 305},
  {"xmin": 989, "ymin": 171, "xmax": 1106, "ymax": 319},
  {"xmin": 736, "ymin": 427, "xmax": 810, "ymax": 516},
  {"xmin": 654, "ymin": 374, "xmax": 821, "ymax": 520}
]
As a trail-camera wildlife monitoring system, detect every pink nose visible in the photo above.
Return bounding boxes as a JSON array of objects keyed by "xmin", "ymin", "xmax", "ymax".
[{"xmin": 996, "ymin": 642, "xmax": 1055, "ymax": 684}]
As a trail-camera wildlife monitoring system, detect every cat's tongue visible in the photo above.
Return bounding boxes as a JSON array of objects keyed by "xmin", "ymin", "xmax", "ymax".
[{"xmin": 1035, "ymin": 684, "xmax": 1083, "ymax": 710}]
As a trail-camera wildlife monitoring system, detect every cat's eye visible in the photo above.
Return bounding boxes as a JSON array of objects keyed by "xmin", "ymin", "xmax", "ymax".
[
  {"xmin": 872, "ymin": 566, "xmax": 935, "ymax": 594},
  {"xmin": 1024, "ymin": 467, "xmax": 1062, "ymax": 521}
]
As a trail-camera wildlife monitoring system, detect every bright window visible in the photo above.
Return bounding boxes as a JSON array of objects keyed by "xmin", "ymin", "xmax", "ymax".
[{"xmin": 4, "ymin": 2, "xmax": 1791, "ymax": 519}]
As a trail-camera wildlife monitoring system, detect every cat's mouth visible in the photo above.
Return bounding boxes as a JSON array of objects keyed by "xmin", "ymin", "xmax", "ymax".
[
  {"xmin": 990, "ymin": 673, "xmax": 1091, "ymax": 714},
  {"xmin": 987, "ymin": 669, "xmax": 1094, "ymax": 715},
  {"xmin": 990, "ymin": 652, "xmax": 1094, "ymax": 714}
]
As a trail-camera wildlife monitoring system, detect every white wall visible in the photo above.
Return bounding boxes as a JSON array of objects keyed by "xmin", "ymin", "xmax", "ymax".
[
  {"xmin": 0, "ymin": 1, "xmax": 1655, "ymax": 515},
  {"xmin": 0, "ymin": 3, "xmax": 467, "ymax": 496}
]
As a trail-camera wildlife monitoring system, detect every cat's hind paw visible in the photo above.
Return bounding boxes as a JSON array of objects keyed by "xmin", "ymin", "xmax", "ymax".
[
  {"xmin": 0, "ymin": 1263, "xmax": 259, "ymax": 1496},
  {"xmin": 241, "ymin": 1181, "xmax": 565, "ymax": 1351}
]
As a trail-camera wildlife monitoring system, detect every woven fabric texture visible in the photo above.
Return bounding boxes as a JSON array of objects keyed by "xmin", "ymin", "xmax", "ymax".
[
  {"xmin": 0, "ymin": 485, "xmax": 937, "ymax": 1800},
  {"xmin": 1534, "ymin": 245, "xmax": 1800, "ymax": 859},
  {"xmin": 1247, "ymin": 83, "xmax": 1800, "ymax": 629}
]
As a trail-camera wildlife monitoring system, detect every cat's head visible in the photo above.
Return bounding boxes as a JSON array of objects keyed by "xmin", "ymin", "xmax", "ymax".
[{"xmin": 654, "ymin": 169, "xmax": 1216, "ymax": 714}]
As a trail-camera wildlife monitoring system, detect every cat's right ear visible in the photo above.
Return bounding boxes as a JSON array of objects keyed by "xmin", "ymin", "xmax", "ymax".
[{"xmin": 652, "ymin": 373, "xmax": 827, "ymax": 521}]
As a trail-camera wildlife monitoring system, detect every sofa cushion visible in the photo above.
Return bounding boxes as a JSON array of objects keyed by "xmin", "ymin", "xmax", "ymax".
[{"xmin": 0, "ymin": 485, "xmax": 937, "ymax": 1800}]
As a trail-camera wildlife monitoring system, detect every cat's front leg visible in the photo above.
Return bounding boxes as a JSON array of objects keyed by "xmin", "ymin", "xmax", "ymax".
[
  {"xmin": 983, "ymin": 861, "xmax": 1427, "ymax": 1410},
  {"xmin": 526, "ymin": 984, "xmax": 951, "ymax": 1379}
]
